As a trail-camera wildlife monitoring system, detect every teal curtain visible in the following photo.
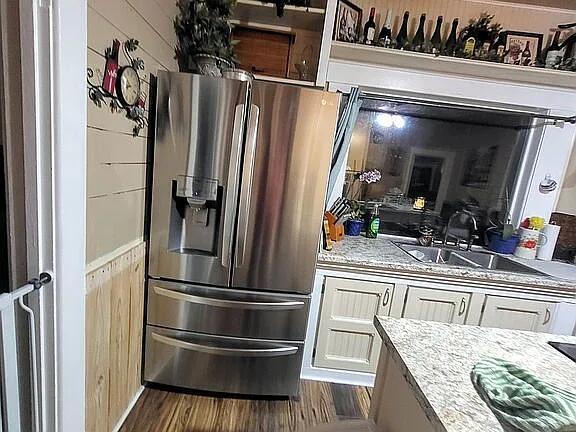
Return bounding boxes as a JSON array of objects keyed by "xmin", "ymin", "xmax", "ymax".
[{"xmin": 326, "ymin": 87, "xmax": 362, "ymax": 202}]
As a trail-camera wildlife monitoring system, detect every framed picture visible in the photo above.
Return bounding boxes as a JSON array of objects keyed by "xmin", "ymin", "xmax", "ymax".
[
  {"xmin": 461, "ymin": 145, "xmax": 498, "ymax": 189},
  {"xmin": 335, "ymin": 0, "xmax": 362, "ymax": 43},
  {"xmin": 503, "ymin": 31, "xmax": 543, "ymax": 67}
]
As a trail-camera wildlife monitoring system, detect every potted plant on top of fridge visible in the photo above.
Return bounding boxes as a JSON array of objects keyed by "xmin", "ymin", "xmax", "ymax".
[{"xmin": 174, "ymin": 0, "xmax": 236, "ymax": 76}]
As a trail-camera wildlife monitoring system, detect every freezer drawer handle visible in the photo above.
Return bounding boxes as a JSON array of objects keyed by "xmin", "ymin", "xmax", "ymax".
[
  {"xmin": 151, "ymin": 331, "xmax": 299, "ymax": 357},
  {"xmin": 153, "ymin": 285, "xmax": 305, "ymax": 310}
]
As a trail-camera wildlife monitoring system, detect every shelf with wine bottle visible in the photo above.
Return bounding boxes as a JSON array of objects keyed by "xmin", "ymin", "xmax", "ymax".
[{"xmin": 330, "ymin": 41, "xmax": 576, "ymax": 90}]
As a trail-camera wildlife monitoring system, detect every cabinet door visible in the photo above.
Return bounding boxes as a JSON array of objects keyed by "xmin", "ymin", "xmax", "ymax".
[
  {"xmin": 403, "ymin": 287, "xmax": 471, "ymax": 324},
  {"xmin": 480, "ymin": 296, "xmax": 556, "ymax": 332},
  {"xmin": 314, "ymin": 278, "xmax": 393, "ymax": 373}
]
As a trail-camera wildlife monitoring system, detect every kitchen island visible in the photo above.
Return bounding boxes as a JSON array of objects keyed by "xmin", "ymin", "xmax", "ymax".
[{"xmin": 371, "ymin": 316, "xmax": 576, "ymax": 432}]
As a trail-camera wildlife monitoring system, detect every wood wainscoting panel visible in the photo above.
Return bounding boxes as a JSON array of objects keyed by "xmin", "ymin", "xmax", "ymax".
[
  {"xmin": 86, "ymin": 265, "xmax": 112, "ymax": 432},
  {"xmin": 86, "ymin": 242, "xmax": 146, "ymax": 432},
  {"xmin": 108, "ymin": 252, "xmax": 133, "ymax": 430}
]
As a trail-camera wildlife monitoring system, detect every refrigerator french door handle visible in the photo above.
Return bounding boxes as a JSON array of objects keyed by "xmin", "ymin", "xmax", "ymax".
[
  {"xmin": 153, "ymin": 285, "xmax": 305, "ymax": 310},
  {"xmin": 236, "ymin": 104, "xmax": 260, "ymax": 268},
  {"xmin": 151, "ymin": 332, "xmax": 299, "ymax": 357},
  {"xmin": 222, "ymin": 104, "xmax": 246, "ymax": 268}
]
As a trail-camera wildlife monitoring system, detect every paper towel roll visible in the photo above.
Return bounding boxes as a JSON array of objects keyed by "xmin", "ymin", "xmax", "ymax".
[{"xmin": 536, "ymin": 224, "xmax": 561, "ymax": 261}]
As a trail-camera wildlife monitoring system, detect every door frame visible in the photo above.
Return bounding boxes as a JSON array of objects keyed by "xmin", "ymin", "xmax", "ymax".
[{"xmin": 19, "ymin": 0, "xmax": 87, "ymax": 430}]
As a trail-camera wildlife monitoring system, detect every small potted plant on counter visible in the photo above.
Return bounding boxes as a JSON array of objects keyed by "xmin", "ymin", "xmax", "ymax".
[
  {"xmin": 485, "ymin": 195, "xmax": 519, "ymax": 254},
  {"xmin": 344, "ymin": 200, "xmax": 364, "ymax": 236}
]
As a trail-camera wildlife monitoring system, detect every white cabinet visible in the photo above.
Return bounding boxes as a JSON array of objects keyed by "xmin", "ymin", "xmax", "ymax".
[
  {"xmin": 403, "ymin": 286, "xmax": 472, "ymax": 324},
  {"xmin": 479, "ymin": 296, "xmax": 556, "ymax": 332},
  {"xmin": 314, "ymin": 277, "xmax": 393, "ymax": 373}
]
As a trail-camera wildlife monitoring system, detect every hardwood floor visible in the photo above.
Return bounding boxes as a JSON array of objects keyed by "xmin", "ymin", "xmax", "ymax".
[{"xmin": 120, "ymin": 380, "xmax": 372, "ymax": 432}]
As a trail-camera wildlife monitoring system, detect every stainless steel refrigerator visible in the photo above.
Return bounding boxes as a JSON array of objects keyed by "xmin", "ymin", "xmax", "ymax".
[{"xmin": 144, "ymin": 71, "xmax": 340, "ymax": 396}]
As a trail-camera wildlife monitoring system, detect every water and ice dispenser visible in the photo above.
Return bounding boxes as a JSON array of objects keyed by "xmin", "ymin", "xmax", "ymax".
[{"xmin": 168, "ymin": 175, "xmax": 221, "ymax": 255}]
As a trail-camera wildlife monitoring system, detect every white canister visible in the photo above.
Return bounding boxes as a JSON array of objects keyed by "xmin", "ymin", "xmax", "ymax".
[
  {"xmin": 514, "ymin": 227, "xmax": 547, "ymax": 260},
  {"xmin": 536, "ymin": 224, "xmax": 561, "ymax": 261}
]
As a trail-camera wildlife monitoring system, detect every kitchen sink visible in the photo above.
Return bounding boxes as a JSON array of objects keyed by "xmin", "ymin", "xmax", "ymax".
[{"xmin": 394, "ymin": 243, "xmax": 546, "ymax": 276}]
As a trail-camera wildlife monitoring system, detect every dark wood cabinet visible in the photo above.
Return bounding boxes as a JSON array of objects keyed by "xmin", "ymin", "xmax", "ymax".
[{"xmin": 232, "ymin": 27, "xmax": 294, "ymax": 78}]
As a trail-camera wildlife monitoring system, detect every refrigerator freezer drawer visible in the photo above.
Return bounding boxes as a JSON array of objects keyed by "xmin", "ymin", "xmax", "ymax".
[
  {"xmin": 144, "ymin": 325, "xmax": 304, "ymax": 396},
  {"xmin": 147, "ymin": 279, "xmax": 310, "ymax": 341}
]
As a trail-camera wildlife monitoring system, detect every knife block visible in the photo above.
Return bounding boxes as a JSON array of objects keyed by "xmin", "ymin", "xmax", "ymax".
[{"xmin": 325, "ymin": 212, "xmax": 344, "ymax": 242}]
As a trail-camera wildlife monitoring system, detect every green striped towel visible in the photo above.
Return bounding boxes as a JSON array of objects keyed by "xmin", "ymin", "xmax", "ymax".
[{"xmin": 471, "ymin": 358, "xmax": 576, "ymax": 432}]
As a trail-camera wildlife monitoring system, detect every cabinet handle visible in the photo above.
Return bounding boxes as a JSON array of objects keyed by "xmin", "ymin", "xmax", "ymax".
[
  {"xmin": 543, "ymin": 308, "xmax": 551, "ymax": 325},
  {"xmin": 458, "ymin": 298, "xmax": 467, "ymax": 316},
  {"xmin": 382, "ymin": 289, "xmax": 390, "ymax": 307}
]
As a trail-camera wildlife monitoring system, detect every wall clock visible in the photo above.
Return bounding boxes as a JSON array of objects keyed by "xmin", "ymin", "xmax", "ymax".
[{"xmin": 116, "ymin": 66, "xmax": 141, "ymax": 106}]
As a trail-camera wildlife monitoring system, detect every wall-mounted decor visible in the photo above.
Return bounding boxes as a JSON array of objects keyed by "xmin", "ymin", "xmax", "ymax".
[
  {"xmin": 87, "ymin": 38, "xmax": 147, "ymax": 137},
  {"xmin": 461, "ymin": 145, "xmax": 498, "ymax": 189},
  {"xmin": 335, "ymin": 0, "xmax": 362, "ymax": 43},
  {"xmin": 503, "ymin": 31, "xmax": 543, "ymax": 67}
]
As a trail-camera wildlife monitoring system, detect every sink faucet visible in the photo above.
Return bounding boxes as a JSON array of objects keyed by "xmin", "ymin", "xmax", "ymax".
[{"xmin": 443, "ymin": 210, "xmax": 478, "ymax": 251}]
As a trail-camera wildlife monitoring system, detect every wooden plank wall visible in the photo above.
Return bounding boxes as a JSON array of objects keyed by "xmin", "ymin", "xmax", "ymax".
[
  {"xmin": 87, "ymin": 0, "xmax": 178, "ymax": 265},
  {"xmin": 351, "ymin": 0, "xmax": 576, "ymax": 46},
  {"xmin": 86, "ymin": 242, "xmax": 146, "ymax": 432}
]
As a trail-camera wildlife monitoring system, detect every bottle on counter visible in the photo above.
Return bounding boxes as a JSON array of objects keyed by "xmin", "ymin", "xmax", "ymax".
[
  {"xmin": 545, "ymin": 31, "xmax": 564, "ymax": 68},
  {"xmin": 396, "ymin": 11, "xmax": 410, "ymax": 50},
  {"xmin": 430, "ymin": 16, "xmax": 444, "ymax": 54},
  {"xmin": 377, "ymin": 9, "xmax": 393, "ymax": 47},
  {"xmin": 443, "ymin": 18, "xmax": 459, "ymax": 56},
  {"xmin": 521, "ymin": 41, "xmax": 532, "ymax": 65},
  {"xmin": 363, "ymin": 7, "xmax": 377, "ymax": 45},
  {"xmin": 411, "ymin": 13, "xmax": 427, "ymax": 52},
  {"xmin": 365, "ymin": 205, "xmax": 380, "ymax": 239}
]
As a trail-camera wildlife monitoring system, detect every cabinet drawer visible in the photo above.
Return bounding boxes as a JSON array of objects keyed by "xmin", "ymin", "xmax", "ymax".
[
  {"xmin": 403, "ymin": 286, "xmax": 471, "ymax": 324},
  {"xmin": 144, "ymin": 325, "xmax": 304, "ymax": 396},
  {"xmin": 147, "ymin": 279, "xmax": 310, "ymax": 340},
  {"xmin": 480, "ymin": 296, "xmax": 556, "ymax": 332}
]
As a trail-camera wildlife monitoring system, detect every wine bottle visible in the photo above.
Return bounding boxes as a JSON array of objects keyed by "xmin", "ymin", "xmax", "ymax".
[
  {"xmin": 396, "ymin": 11, "xmax": 410, "ymax": 50},
  {"xmin": 363, "ymin": 7, "xmax": 376, "ymax": 45},
  {"xmin": 443, "ymin": 18, "xmax": 459, "ymax": 56},
  {"xmin": 521, "ymin": 41, "xmax": 532, "ymax": 66},
  {"xmin": 545, "ymin": 31, "xmax": 563, "ymax": 68},
  {"xmin": 377, "ymin": 9, "xmax": 393, "ymax": 47},
  {"xmin": 430, "ymin": 16, "xmax": 443, "ymax": 54},
  {"xmin": 411, "ymin": 13, "xmax": 426, "ymax": 51}
]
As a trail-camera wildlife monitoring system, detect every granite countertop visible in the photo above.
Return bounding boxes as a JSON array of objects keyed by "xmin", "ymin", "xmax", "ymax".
[
  {"xmin": 374, "ymin": 316, "xmax": 576, "ymax": 432},
  {"xmin": 318, "ymin": 236, "xmax": 576, "ymax": 294}
]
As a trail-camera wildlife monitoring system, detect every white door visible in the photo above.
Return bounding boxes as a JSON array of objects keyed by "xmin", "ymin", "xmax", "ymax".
[
  {"xmin": 1, "ymin": 0, "xmax": 86, "ymax": 431},
  {"xmin": 480, "ymin": 296, "xmax": 556, "ymax": 332},
  {"xmin": 403, "ymin": 286, "xmax": 471, "ymax": 324},
  {"xmin": 315, "ymin": 277, "xmax": 393, "ymax": 373}
]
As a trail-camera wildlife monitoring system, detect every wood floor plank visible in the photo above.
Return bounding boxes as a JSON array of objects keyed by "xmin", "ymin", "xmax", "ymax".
[{"xmin": 119, "ymin": 381, "xmax": 371, "ymax": 432}]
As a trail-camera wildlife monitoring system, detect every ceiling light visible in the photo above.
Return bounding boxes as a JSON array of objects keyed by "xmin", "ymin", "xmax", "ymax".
[
  {"xmin": 392, "ymin": 115, "xmax": 405, "ymax": 129},
  {"xmin": 377, "ymin": 113, "xmax": 393, "ymax": 128}
]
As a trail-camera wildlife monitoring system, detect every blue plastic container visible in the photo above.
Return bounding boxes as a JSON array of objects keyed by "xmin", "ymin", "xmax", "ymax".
[
  {"xmin": 345, "ymin": 219, "xmax": 363, "ymax": 236},
  {"xmin": 488, "ymin": 233, "xmax": 520, "ymax": 254}
]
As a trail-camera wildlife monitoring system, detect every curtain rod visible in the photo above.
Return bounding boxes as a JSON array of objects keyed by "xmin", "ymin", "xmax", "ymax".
[{"xmin": 358, "ymin": 92, "xmax": 576, "ymax": 125}]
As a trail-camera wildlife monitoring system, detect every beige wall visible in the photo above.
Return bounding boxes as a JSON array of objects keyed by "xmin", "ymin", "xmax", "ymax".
[
  {"xmin": 87, "ymin": 0, "xmax": 178, "ymax": 265},
  {"xmin": 557, "ymin": 144, "xmax": 576, "ymax": 216}
]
